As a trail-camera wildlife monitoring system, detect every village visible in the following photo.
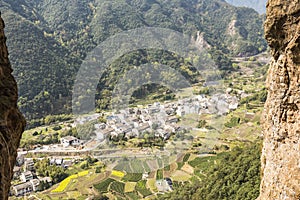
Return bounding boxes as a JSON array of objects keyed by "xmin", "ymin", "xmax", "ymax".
[
  {"xmin": 10, "ymin": 92, "xmax": 240, "ymax": 197},
  {"xmin": 78, "ymin": 92, "xmax": 239, "ymax": 146},
  {"xmin": 11, "ymin": 156, "xmax": 50, "ymax": 196}
]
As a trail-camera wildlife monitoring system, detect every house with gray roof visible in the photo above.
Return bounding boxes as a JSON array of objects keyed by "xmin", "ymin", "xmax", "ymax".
[{"xmin": 12, "ymin": 179, "xmax": 40, "ymax": 196}]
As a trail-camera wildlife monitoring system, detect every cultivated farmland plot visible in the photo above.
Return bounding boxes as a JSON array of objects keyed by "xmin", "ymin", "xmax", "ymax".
[
  {"xmin": 94, "ymin": 178, "xmax": 115, "ymax": 193},
  {"xmin": 110, "ymin": 181, "xmax": 125, "ymax": 194}
]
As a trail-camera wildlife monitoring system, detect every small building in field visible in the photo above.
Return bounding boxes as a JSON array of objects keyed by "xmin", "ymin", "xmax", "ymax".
[{"xmin": 60, "ymin": 136, "xmax": 81, "ymax": 147}]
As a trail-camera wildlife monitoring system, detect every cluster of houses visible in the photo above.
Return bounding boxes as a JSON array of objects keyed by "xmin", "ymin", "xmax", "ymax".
[
  {"xmin": 73, "ymin": 93, "xmax": 239, "ymax": 144},
  {"xmin": 11, "ymin": 157, "xmax": 42, "ymax": 196},
  {"xmin": 94, "ymin": 103, "xmax": 182, "ymax": 142},
  {"xmin": 11, "ymin": 154, "xmax": 74, "ymax": 196}
]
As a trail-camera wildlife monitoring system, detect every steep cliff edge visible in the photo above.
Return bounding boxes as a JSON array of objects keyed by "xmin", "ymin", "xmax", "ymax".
[
  {"xmin": 0, "ymin": 13, "xmax": 25, "ymax": 199},
  {"xmin": 259, "ymin": 0, "xmax": 300, "ymax": 199}
]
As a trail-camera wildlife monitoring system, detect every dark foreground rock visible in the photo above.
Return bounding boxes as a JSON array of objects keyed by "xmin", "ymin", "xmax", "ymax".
[{"xmin": 0, "ymin": 13, "xmax": 25, "ymax": 199}]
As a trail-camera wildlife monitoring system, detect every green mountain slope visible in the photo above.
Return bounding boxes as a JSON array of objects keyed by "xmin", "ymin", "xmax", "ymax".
[
  {"xmin": 161, "ymin": 142, "xmax": 261, "ymax": 200},
  {"xmin": 0, "ymin": 0, "xmax": 266, "ymax": 121}
]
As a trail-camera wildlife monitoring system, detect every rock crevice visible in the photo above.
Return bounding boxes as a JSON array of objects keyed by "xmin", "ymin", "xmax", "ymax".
[
  {"xmin": 259, "ymin": 0, "xmax": 300, "ymax": 199},
  {"xmin": 0, "ymin": 13, "xmax": 25, "ymax": 199}
]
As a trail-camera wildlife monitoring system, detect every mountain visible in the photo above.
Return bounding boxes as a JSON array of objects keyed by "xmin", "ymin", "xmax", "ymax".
[
  {"xmin": 0, "ymin": 0, "xmax": 267, "ymax": 122},
  {"xmin": 225, "ymin": 0, "xmax": 267, "ymax": 14}
]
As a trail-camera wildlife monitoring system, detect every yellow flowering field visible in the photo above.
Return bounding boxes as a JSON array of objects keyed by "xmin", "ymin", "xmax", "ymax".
[
  {"xmin": 111, "ymin": 170, "xmax": 125, "ymax": 178},
  {"xmin": 51, "ymin": 170, "xmax": 89, "ymax": 193}
]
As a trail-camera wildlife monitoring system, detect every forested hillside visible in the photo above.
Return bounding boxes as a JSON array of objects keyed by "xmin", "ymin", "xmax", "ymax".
[
  {"xmin": 161, "ymin": 142, "xmax": 262, "ymax": 200},
  {"xmin": 0, "ymin": 0, "xmax": 266, "ymax": 122}
]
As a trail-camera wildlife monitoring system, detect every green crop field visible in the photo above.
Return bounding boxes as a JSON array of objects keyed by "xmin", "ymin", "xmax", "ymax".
[
  {"xmin": 143, "ymin": 162, "xmax": 151, "ymax": 172},
  {"xmin": 135, "ymin": 180, "xmax": 152, "ymax": 197},
  {"xmin": 110, "ymin": 181, "xmax": 125, "ymax": 194},
  {"xmin": 93, "ymin": 178, "xmax": 115, "ymax": 193},
  {"xmin": 156, "ymin": 169, "xmax": 164, "ymax": 180},
  {"xmin": 122, "ymin": 173, "xmax": 142, "ymax": 182},
  {"xmin": 183, "ymin": 153, "xmax": 191, "ymax": 162},
  {"xmin": 130, "ymin": 160, "xmax": 146, "ymax": 173},
  {"xmin": 188, "ymin": 155, "xmax": 218, "ymax": 168},
  {"xmin": 125, "ymin": 192, "xmax": 140, "ymax": 200}
]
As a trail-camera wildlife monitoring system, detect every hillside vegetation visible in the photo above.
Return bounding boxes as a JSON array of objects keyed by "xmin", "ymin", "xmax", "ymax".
[
  {"xmin": 0, "ymin": 0, "xmax": 266, "ymax": 121},
  {"xmin": 161, "ymin": 142, "xmax": 261, "ymax": 200}
]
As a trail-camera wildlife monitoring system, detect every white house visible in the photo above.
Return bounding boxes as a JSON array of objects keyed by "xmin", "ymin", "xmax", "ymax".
[
  {"xmin": 30, "ymin": 179, "xmax": 40, "ymax": 191},
  {"xmin": 20, "ymin": 171, "xmax": 34, "ymax": 182},
  {"xmin": 24, "ymin": 159, "xmax": 35, "ymax": 171},
  {"xmin": 12, "ymin": 182, "xmax": 33, "ymax": 196},
  {"xmin": 60, "ymin": 136, "xmax": 81, "ymax": 147},
  {"xmin": 12, "ymin": 179, "xmax": 40, "ymax": 196}
]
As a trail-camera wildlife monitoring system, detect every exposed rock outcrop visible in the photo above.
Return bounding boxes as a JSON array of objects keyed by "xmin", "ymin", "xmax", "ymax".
[
  {"xmin": 0, "ymin": 13, "xmax": 25, "ymax": 199},
  {"xmin": 258, "ymin": 0, "xmax": 300, "ymax": 199}
]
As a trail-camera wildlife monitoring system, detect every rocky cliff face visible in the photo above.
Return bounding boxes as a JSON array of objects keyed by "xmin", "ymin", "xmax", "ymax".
[
  {"xmin": 259, "ymin": 0, "xmax": 300, "ymax": 199},
  {"xmin": 0, "ymin": 13, "xmax": 25, "ymax": 199}
]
